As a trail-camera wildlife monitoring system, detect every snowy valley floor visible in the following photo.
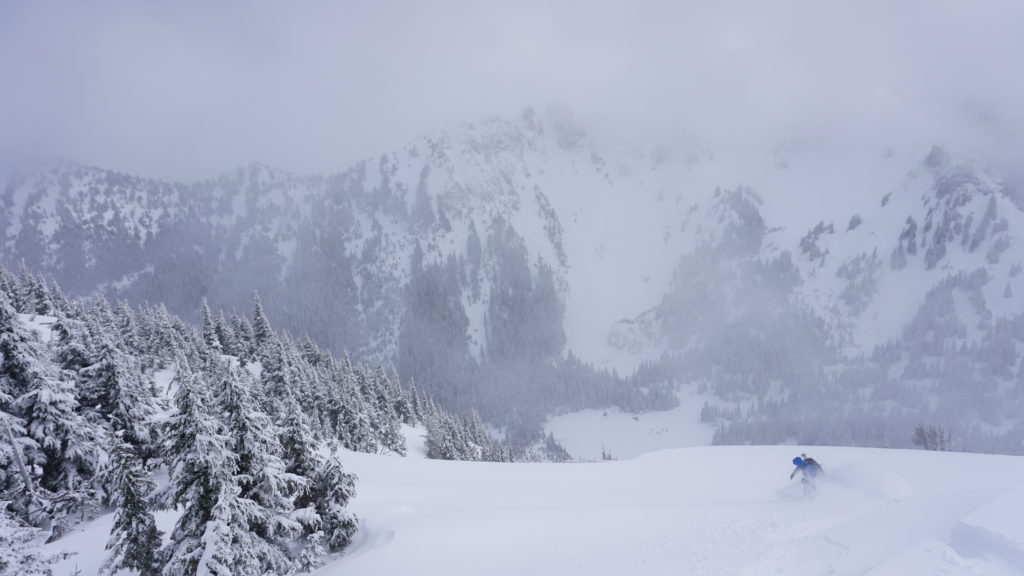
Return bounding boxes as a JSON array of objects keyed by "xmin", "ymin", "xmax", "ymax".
[{"xmin": 49, "ymin": 434, "xmax": 1024, "ymax": 576}]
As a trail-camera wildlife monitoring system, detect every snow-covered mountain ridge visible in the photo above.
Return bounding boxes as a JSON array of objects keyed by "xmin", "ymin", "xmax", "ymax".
[
  {"xmin": 5, "ymin": 110, "xmax": 1020, "ymax": 362},
  {"xmin": 5, "ymin": 106, "xmax": 1024, "ymax": 451}
]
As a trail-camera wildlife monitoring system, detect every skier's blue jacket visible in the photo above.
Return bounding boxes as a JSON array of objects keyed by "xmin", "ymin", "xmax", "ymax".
[{"xmin": 791, "ymin": 456, "xmax": 823, "ymax": 479}]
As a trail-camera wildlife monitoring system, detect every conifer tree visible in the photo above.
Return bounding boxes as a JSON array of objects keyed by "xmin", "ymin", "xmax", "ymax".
[
  {"xmin": 29, "ymin": 274, "xmax": 54, "ymax": 316},
  {"xmin": 279, "ymin": 395, "xmax": 320, "ymax": 488},
  {"xmin": 49, "ymin": 281, "xmax": 73, "ymax": 317},
  {"xmin": 390, "ymin": 376, "xmax": 416, "ymax": 426},
  {"xmin": 3, "ymin": 289, "xmax": 98, "ymax": 494},
  {"xmin": 406, "ymin": 382, "xmax": 424, "ymax": 422},
  {"xmin": 333, "ymin": 370, "xmax": 376, "ymax": 453},
  {"xmin": 369, "ymin": 369, "xmax": 406, "ymax": 455},
  {"xmin": 260, "ymin": 340, "xmax": 297, "ymax": 412},
  {"xmin": 231, "ymin": 313, "xmax": 256, "ymax": 362},
  {"xmin": 52, "ymin": 316, "xmax": 91, "ymax": 375},
  {"xmin": 0, "ymin": 289, "xmax": 31, "ymax": 406},
  {"xmin": 14, "ymin": 261, "xmax": 35, "ymax": 313},
  {"xmin": 201, "ymin": 300, "xmax": 222, "ymax": 354},
  {"xmin": 16, "ymin": 365, "xmax": 98, "ymax": 493},
  {"xmin": 279, "ymin": 393, "xmax": 358, "ymax": 553},
  {"xmin": 251, "ymin": 292, "xmax": 276, "ymax": 361},
  {"xmin": 0, "ymin": 291, "xmax": 39, "ymax": 501},
  {"xmin": 144, "ymin": 304, "xmax": 184, "ymax": 365},
  {"xmin": 114, "ymin": 300, "xmax": 140, "ymax": 353},
  {"xmin": 162, "ymin": 369, "xmax": 237, "ymax": 576},
  {"xmin": 86, "ymin": 295, "xmax": 116, "ymax": 344},
  {"xmin": 79, "ymin": 336, "xmax": 155, "ymax": 455},
  {"xmin": 213, "ymin": 360, "xmax": 300, "ymax": 571},
  {"xmin": 308, "ymin": 453, "xmax": 358, "ymax": 552},
  {"xmin": 190, "ymin": 484, "xmax": 240, "ymax": 576},
  {"xmin": 425, "ymin": 412, "xmax": 460, "ymax": 460},
  {"xmin": 0, "ymin": 264, "xmax": 17, "ymax": 303},
  {"xmin": 0, "ymin": 412, "xmax": 36, "ymax": 504},
  {"xmin": 102, "ymin": 436, "xmax": 161, "ymax": 576},
  {"xmin": 192, "ymin": 482, "xmax": 274, "ymax": 576},
  {"xmin": 300, "ymin": 336, "xmax": 326, "ymax": 368},
  {"xmin": 214, "ymin": 312, "xmax": 235, "ymax": 357}
]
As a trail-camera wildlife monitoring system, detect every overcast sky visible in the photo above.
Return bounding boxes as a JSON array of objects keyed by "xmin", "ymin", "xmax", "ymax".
[{"xmin": 1, "ymin": 1, "xmax": 1022, "ymax": 180}]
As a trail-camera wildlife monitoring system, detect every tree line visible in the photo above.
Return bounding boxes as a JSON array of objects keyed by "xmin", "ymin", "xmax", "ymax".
[{"xmin": 0, "ymin": 262, "xmax": 503, "ymax": 575}]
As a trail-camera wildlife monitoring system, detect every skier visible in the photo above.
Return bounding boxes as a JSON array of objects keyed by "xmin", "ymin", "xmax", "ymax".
[
  {"xmin": 789, "ymin": 454, "xmax": 823, "ymax": 479},
  {"xmin": 790, "ymin": 453, "xmax": 823, "ymax": 493}
]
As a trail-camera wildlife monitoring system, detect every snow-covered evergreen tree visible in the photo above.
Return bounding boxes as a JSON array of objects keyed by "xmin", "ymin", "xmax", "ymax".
[
  {"xmin": 194, "ymin": 483, "xmax": 283, "ymax": 576},
  {"xmin": 85, "ymin": 295, "xmax": 116, "ymax": 345},
  {"xmin": 101, "ymin": 435, "xmax": 161, "ymax": 576},
  {"xmin": 28, "ymin": 273, "xmax": 55, "ymax": 316},
  {"xmin": 79, "ymin": 335, "xmax": 155, "ymax": 455},
  {"xmin": 49, "ymin": 281, "xmax": 74, "ymax": 317},
  {"xmin": 162, "ymin": 368, "xmax": 237, "ymax": 576},
  {"xmin": 259, "ymin": 339, "xmax": 299, "ymax": 414},
  {"xmin": 201, "ymin": 299, "xmax": 222, "ymax": 355},
  {"xmin": 3, "ymin": 291, "xmax": 99, "ymax": 498},
  {"xmin": 213, "ymin": 359, "xmax": 300, "ymax": 571},
  {"xmin": 16, "ymin": 363, "xmax": 98, "ymax": 494},
  {"xmin": 231, "ymin": 313, "xmax": 256, "ymax": 361},
  {"xmin": 139, "ymin": 304, "xmax": 185, "ymax": 367},
  {"xmin": 0, "ymin": 264, "xmax": 17, "ymax": 304},
  {"xmin": 279, "ymin": 394, "xmax": 358, "ymax": 558},
  {"xmin": 114, "ymin": 300, "xmax": 141, "ymax": 353},
  {"xmin": 214, "ymin": 312, "xmax": 235, "ymax": 357},
  {"xmin": 251, "ymin": 292, "xmax": 276, "ymax": 362},
  {"xmin": 362, "ymin": 367, "xmax": 406, "ymax": 455},
  {"xmin": 52, "ymin": 315, "xmax": 91, "ymax": 375},
  {"xmin": 307, "ymin": 453, "xmax": 358, "ymax": 552}
]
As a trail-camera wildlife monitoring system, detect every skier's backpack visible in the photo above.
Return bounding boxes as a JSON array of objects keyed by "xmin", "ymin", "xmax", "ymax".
[{"xmin": 804, "ymin": 457, "xmax": 822, "ymax": 477}]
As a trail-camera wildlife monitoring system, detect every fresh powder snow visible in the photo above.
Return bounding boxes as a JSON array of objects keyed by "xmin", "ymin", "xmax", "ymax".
[{"xmin": 45, "ymin": 437, "xmax": 1024, "ymax": 576}]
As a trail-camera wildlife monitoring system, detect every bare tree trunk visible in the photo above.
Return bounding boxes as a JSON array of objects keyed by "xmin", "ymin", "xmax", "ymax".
[
  {"xmin": 3, "ymin": 421, "xmax": 54, "ymax": 532},
  {"xmin": 3, "ymin": 421, "xmax": 34, "ymax": 500}
]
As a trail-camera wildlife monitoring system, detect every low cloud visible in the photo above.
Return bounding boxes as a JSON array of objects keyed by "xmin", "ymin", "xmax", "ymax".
[{"xmin": 1, "ymin": 1, "xmax": 1021, "ymax": 179}]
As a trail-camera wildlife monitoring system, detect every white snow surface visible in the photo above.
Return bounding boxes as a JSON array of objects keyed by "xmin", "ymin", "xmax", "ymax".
[
  {"xmin": 545, "ymin": 388, "xmax": 713, "ymax": 460},
  {"xmin": 43, "ymin": 445, "xmax": 1024, "ymax": 576},
  {"xmin": 401, "ymin": 423, "xmax": 429, "ymax": 459},
  {"xmin": 15, "ymin": 313, "xmax": 57, "ymax": 343}
]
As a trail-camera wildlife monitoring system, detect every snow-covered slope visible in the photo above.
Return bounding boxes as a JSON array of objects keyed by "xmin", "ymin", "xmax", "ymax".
[
  {"xmin": 5, "ymin": 110, "xmax": 1022, "ymax": 372},
  {"xmin": 6, "ymin": 107, "xmax": 1024, "ymax": 451},
  {"xmin": 544, "ymin": 386, "xmax": 714, "ymax": 460},
  {"xmin": 45, "ymin": 445, "xmax": 1024, "ymax": 575}
]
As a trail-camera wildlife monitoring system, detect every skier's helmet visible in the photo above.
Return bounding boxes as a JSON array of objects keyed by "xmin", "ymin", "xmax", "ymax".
[{"xmin": 792, "ymin": 456, "xmax": 804, "ymax": 466}]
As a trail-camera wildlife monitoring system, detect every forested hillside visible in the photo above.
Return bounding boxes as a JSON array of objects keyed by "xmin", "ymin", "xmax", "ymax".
[{"xmin": 0, "ymin": 263, "xmax": 502, "ymax": 574}]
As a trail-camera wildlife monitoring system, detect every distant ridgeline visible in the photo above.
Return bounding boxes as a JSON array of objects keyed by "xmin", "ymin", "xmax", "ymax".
[
  {"xmin": 630, "ymin": 182, "xmax": 1024, "ymax": 455},
  {"xmin": 0, "ymin": 154, "xmax": 676, "ymax": 449},
  {"xmin": 0, "ymin": 262, "xmax": 505, "ymax": 574},
  {"xmin": 6, "ymin": 110, "xmax": 1024, "ymax": 458}
]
